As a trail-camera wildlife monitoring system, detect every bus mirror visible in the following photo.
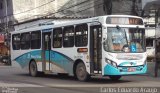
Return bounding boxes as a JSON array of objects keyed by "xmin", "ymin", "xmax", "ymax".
[
  {"xmin": 116, "ymin": 25, "xmax": 120, "ymax": 30},
  {"xmin": 103, "ymin": 34, "xmax": 107, "ymax": 41},
  {"xmin": 45, "ymin": 35, "xmax": 49, "ymax": 42}
]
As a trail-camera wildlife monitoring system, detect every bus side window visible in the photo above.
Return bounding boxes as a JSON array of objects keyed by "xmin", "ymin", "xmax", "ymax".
[
  {"xmin": 31, "ymin": 31, "xmax": 41, "ymax": 49},
  {"xmin": 63, "ymin": 26, "xmax": 74, "ymax": 47},
  {"xmin": 12, "ymin": 34, "xmax": 20, "ymax": 50},
  {"xmin": 53, "ymin": 28, "xmax": 62, "ymax": 48},
  {"xmin": 75, "ymin": 24, "xmax": 88, "ymax": 47},
  {"xmin": 20, "ymin": 33, "xmax": 30, "ymax": 49}
]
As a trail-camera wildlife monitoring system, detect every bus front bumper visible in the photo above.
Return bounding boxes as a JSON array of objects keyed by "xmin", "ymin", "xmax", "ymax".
[{"xmin": 104, "ymin": 64, "xmax": 147, "ymax": 76}]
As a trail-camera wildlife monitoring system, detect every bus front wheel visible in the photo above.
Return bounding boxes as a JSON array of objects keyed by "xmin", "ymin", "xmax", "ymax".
[
  {"xmin": 29, "ymin": 61, "xmax": 39, "ymax": 77},
  {"xmin": 76, "ymin": 62, "xmax": 90, "ymax": 81},
  {"xmin": 109, "ymin": 75, "xmax": 121, "ymax": 81}
]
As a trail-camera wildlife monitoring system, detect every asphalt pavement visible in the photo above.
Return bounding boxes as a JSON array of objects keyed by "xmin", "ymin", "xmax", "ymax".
[{"xmin": 0, "ymin": 66, "xmax": 160, "ymax": 93}]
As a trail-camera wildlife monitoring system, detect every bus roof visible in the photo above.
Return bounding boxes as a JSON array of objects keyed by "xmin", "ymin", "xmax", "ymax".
[{"xmin": 11, "ymin": 15, "xmax": 143, "ymax": 34}]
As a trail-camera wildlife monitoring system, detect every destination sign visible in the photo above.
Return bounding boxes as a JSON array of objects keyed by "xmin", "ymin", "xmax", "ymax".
[{"xmin": 106, "ymin": 17, "xmax": 143, "ymax": 25}]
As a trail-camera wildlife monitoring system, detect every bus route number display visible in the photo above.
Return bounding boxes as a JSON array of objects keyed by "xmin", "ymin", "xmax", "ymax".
[{"xmin": 106, "ymin": 17, "xmax": 143, "ymax": 25}]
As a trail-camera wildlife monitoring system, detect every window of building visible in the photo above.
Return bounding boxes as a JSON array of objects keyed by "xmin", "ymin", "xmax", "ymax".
[
  {"xmin": 75, "ymin": 24, "xmax": 88, "ymax": 47},
  {"xmin": 21, "ymin": 32, "xmax": 30, "ymax": 49},
  {"xmin": 146, "ymin": 38, "xmax": 154, "ymax": 47},
  {"xmin": 53, "ymin": 28, "xmax": 62, "ymax": 48},
  {"xmin": 7, "ymin": 0, "xmax": 9, "ymax": 7},
  {"xmin": 0, "ymin": 2, "xmax": 3, "ymax": 9},
  {"xmin": 63, "ymin": 26, "xmax": 74, "ymax": 47},
  {"xmin": 31, "ymin": 31, "xmax": 41, "ymax": 49},
  {"xmin": 12, "ymin": 34, "xmax": 20, "ymax": 50}
]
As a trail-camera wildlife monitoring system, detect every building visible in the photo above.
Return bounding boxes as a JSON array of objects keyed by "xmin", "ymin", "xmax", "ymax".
[
  {"xmin": 11, "ymin": 0, "xmax": 95, "ymax": 23},
  {"xmin": 0, "ymin": 0, "xmax": 143, "ymax": 24},
  {"xmin": 0, "ymin": 0, "xmax": 14, "ymax": 57},
  {"xmin": 142, "ymin": 0, "xmax": 160, "ymax": 60},
  {"xmin": 0, "ymin": 0, "xmax": 14, "ymax": 32},
  {"xmin": 0, "ymin": 0, "xmax": 140, "ymax": 31},
  {"xmin": 95, "ymin": 0, "xmax": 142, "ymax": 16}
]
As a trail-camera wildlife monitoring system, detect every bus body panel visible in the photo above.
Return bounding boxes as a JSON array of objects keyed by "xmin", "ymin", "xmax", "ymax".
[
  {"xmin": 11, "ymin": 48, "xmax": 90, "ymax": 76},
  {"xmin": 103, "ymin": 64, "xmax": 147, "ymax": 75}
]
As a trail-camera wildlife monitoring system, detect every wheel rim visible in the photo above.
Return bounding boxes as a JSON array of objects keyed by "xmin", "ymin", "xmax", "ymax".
[
  {"xmin": 30, "ymin": 62, "xmax": 36, "ymax": 76},
  {"xmin": 77, "ymin": 66, "xmax": 85, "ymax": 78},
  {"xmin": 76, "ymin": 63, "xmax": 87, "ymax": 80}
]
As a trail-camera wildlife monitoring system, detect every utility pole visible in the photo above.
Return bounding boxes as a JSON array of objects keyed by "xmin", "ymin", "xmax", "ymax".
[
  {"xmin": 5, "ymin": 0, "xmax": 8, "ymax": 32},
  {"xmin": 154, "ymin": 8, "xmax": 160, "ymax": 77},
  {"xmin": 132, "ymin": 0, "xmax": 138, "ymax": 16},
  {"xmin": 4, "ymin": 0, "xmax": 10, "ymax": 62}
]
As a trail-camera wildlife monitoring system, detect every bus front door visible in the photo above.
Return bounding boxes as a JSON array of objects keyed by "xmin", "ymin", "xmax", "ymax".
[
  {"xmin": 90, "ymin": 25, "xmax": 102, "ymax": 74},
  {"xmin": 42, "ymin": 32, "xmax": 51, "ymax": 72}
]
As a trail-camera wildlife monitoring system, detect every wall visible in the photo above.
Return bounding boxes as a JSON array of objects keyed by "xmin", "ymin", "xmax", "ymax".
[
  {"xmin": 0, "ymin": 0, "xmax": 14, "ymax": 32},
  {"xmin": 12, "ymin": 0, "xmax": 94, "ymax": 23},
  {"xmin": 11, "ymin": 0, "xmax": 143, "ymax": 23},
  {"xmin": 94, "ymin": 0, "xmax": 142, "ymax": 16}
]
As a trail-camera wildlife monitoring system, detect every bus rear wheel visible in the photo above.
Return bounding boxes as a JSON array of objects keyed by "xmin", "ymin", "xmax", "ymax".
[
  {"xmin": 109, "ymin": 75, "xmax": 121, "ymax": 81},
  {"xmin": 29, "ymin": 61, "xmax": 39, "ymax": 77},
  {"xmin": 76, "ymin": 62, "xmax": 90, "ymax": 81}
]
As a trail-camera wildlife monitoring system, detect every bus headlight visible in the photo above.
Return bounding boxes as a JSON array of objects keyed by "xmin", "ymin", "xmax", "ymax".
[{"xmin": 105, "ymin": 58, "xmax": 118, "ymax": 68}]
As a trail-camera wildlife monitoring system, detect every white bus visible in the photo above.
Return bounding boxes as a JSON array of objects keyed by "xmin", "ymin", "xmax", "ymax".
[{"xmin": 11, "ymin": 15, "xmax": 147, "ymax": 81}]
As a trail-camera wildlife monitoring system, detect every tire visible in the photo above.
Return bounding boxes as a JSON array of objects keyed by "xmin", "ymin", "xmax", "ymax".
[
  {"xmin": 29, "ymin": 61, "xmax": 39, "ymax": 77},
  {"xmin": 76, "ymin": 62, "xmax": 90, "ymax": 81},
  {"xmin": 58, "ymin": 73, "xmax": 68, "ymax": 77},
  {"xmin": 109, "ymin": 75, "xmax": 121, "ymax": 81}
]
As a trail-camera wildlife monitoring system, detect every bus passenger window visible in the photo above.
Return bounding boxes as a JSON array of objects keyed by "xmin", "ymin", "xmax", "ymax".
[
  {"xmin": 63, "ymin": 26, "xmax": 74, "ymax": 47},
  {"xmin": 12, "ymin": 34, "xmax": 20, "ymax": 50},
  {"xmin": 21, "ymin": 33, "xmax": 30, "ymax": 49},
  {"xmin": 53, "ymin": 28, "xmax": 62, "ymax": 48},
  {"xmin": 75, "ymin": 24, "xmax": 88, "ymax": 47},
  {"xmin": 31, "ymin": 31, "xmax": 41, "ymax": 49}
]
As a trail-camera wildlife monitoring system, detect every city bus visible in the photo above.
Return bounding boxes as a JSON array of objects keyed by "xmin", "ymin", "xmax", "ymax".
[{"xmin": 11, "ymin": 15, "xmax": 147, "ymax": 81}]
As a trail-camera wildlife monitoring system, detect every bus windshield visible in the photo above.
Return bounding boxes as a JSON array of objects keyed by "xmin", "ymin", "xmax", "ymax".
[{"xmin": 104, "ymin": 27, "xmax": 145, "ymax": 53}]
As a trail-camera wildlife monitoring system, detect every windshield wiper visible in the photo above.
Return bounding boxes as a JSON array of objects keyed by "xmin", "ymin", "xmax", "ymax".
[{"xmin": 116, "ymin": 25, "xmax": 129, "ymax": 46}]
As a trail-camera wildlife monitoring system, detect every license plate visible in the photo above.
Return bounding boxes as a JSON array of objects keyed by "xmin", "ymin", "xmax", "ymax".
[{"xmin": 128, "ymin": 68, "xmax": 135, "ymax": 72}]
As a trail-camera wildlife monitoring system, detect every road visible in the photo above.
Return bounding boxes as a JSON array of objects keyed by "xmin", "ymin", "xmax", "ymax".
[{"xmin": 0, "ymin": 66, "xmax": 160, "ymax": 93}]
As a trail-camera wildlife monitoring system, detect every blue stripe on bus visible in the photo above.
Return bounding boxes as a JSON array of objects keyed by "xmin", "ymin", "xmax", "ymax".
[
  {"xmin": 14, "ymin": 50, "xmax": 42, "ymax": 68},
  {"xmin": 104, "ymin": 63, "xmax": 147, "ymax": 75},
  {"xmin": 14, "ymin": 50, "xmax": 74, "ymax": 74}
]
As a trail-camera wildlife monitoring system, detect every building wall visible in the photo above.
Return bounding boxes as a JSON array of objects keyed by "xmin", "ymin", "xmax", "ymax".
[
  {"xmin": 57, "ymin": 0, "xmax": 94, "ymax": 17},
  {"xmin": 0, "ymin": 0, "xmax": 142, "ymax": 24},
  {"xmin": 0, "ymin": 0, "xmax": 13, "ymax": 22},
  {"xmin": 0, "ymin": 0, "xmax": 143, "ymax": 30},
  {"xmin": 12, "ymin": 0, "xmax": 57, "ymax": 22},
  {"xmin": 12, "ymin": 0, "xmax": 95, "ymax": 23},
  {"xmin": 0, "ymin": 0, "xmax": 14, "ymax": 32},
  {"xmin": 94, "ymin": 0, "xmax": 142, "ymax": 16}
]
